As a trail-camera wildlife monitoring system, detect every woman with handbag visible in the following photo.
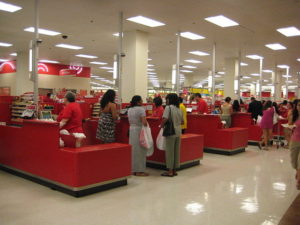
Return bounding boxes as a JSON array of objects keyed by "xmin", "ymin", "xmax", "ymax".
[
  {"xmin": 128, "ymin": 95, "xmax": 149, "ymax": 176},
  {"xmin": 160, "ymin": 93, "xmax": 183, "ymax": 177}
]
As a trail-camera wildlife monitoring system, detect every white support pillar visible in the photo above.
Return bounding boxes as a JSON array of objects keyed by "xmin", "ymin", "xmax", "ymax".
[
  {"xmin": 259, "ymin": 58, "xmax": 263, "ymax": 100},
  {"xmin": 15, "ymin": 51, "xmax": 33, "ymax": 95},
  {"xmin": 175, "ymin": 31, "xmax": 181, "ymax": 94},
  {"xmin": 117, "ymin": 11, "xmax": 123, "ymax": 103},
  {"xmin": 121, "ymin": 30, "xmax": 148, "ymax": 103},
  {"xmin": 211, "ymin": 43, "xmax": 216, "ymax": 103},
  {"xmin": 224, "ymin": 57, "xmax": 239, "ymax": 99},
  {"xmin": 33, "ymin": 0, "xmax": 40, "ymax": 105}
]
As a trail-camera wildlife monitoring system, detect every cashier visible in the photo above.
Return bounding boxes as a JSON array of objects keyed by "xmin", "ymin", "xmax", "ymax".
[
  {"xmin": 194, "ymin": 93, "xmax": 208, "ymax": 114},
  {"xmin": 44, "ymin": 93, "xmax": 54, "ymax": 103},
  {"xmin": 57, "ymin": 92, "xmax": 86, "ymax": 147}
]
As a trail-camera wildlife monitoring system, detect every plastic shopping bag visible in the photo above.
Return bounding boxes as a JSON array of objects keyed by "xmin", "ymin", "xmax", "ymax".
[
  {"xmin": 156, "ymin": 128, "xmax": 166, "ymax": 151},
  {"xmin": 139, "ymin": 125, "xmax": 154, "ymax": 156},
  {"xmin": 256, "ymin": 115, "xmax": 262, "ymax": 125}
]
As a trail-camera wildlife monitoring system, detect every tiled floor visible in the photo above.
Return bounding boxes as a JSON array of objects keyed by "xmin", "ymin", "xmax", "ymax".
[{"xmin": 0, "ymin": 145, "xmax": 299, "ymax": 225}]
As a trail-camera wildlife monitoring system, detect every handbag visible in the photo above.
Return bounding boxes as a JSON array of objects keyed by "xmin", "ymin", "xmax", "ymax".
[{"xmin": 163, "ymin": 106, "xmax": 175, "ymax": 137}]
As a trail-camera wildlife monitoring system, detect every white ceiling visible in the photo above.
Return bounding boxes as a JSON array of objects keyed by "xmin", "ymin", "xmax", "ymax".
[{"xmin": 0, "ymin": 0, "xmax": 300, "ymax": 87}]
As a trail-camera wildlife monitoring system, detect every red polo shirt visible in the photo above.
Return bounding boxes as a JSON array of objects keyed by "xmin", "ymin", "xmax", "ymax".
[
  {"xmin": 197, "ymin": 99, "xmax": 208, "ymax": 114},
  {"xmin": 152, "ymin": 106, "xmax": 164, "ymax": 118},
  {"xmin": 57, "ymin": 102, "xmax": 83, "ymax": 133}
]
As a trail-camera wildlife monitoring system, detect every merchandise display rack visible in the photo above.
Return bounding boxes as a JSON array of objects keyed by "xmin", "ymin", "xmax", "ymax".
[
  {"xmin": 92, "ymin": 103, "xmax": 100, "ymax": 118},
  {"xmin": 11, "ymin": 101, "xmax": 30, "ymax": 121}
]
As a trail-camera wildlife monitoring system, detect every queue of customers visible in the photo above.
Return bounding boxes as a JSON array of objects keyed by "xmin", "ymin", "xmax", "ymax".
[{"xmin": 56, "ymin": 91, "xmax": 300, "ymax": 188}]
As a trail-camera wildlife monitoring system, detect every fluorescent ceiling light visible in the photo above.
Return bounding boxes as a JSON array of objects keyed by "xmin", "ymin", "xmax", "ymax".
[
  {"xmin": 10, "ymin": 52, "xmax": 17, "ymax": 56},
  {"xmin": 148, "ymin": 58, "xmax": 152, "ymax": 61},
  {"xmin": 113, "ymin": 33, "xmax": 123, "ymax": 37},
  {"xmin": 55, "ymin": 44, "xmax": 83, "ymax": 50},
  {"xmin": 0, "ymin": 42, "xmax": 12, "ymax": 47},
  {"xmin": 189, "ymin": 51, "xmax": 209, "ymax": 56},
  {"xmin": 240, "ymin": 62, "xmax": 248, "ymax": 66},
  {"xmin": 147, "ymin": 68, "xmax": 155, "ymax": 71},
  {"xmin": 265, "ymin": 43, "xmax": 286, "ymax": 50},
  {"xmin": 183, "ymin": 65, "xmax": 197, "ymax": 69},
  {"xmin": 243, "ymin": 76, "xmax": 251, "ymax": 79},
  {"xmin": 297, "ymin": 58, "xmax": 300, "ymax": 62},
  {"xmin": 0, "ymin": 59, "xmax": 9, "ymax": 62},
  {"xmin": 282, "ymin": 75, "xmax": 292, "ymax": 78},
  {"xmin": 277, "ymin": 64, "xmax": 289, "ymax": 69},
  {"xmin": 180, "ymin": 32, "xmax": 205, "ymax": 40},
  {"xmin": 246, "ymin": 55, "xmax": 263, "ymax": 60},
  {"xmin": 262, "ymin": 70, "xmax": 273, "ymax": 73},
  {"xmin": 24, "ymin": 27, "xmax": 61, "ymax": 36},
  {"xmin": 277, "ymin": 26, "xmax": 300, "ymax": 37},
  {"xmin": 148, "ymin": 72, "xmax": 157, "ymax": 75},
  {"xmin": 39, "ymin": 60, "xmax": 59, "ymax": 64},
  {"xmin": 205, "ymin": 15, "xmax": 239, "ymax": 27},
  {"xmin": 148, "ymin": 64, "xmax": 154, "ymax": 67},
  {"xmin": 76, "ymin": 54, "xmax": 98, "ymax": 59},
  {"xmin": 218, "ymin": 71, "xmax": 225, "ymax": 75},
  {"xmin": 185, "ymin": 59, "xmax": 202, "ymax": 64},
  {"xmin": 90, "ymin": 61, "xmax": 107, "ymax": 65},
  {"xmin": 100, "ymin": 66, "xmax": 113, "ymax": 70},
  {"xmin": 0, "ymin": 1, "xmax": 22, "ymax": 12},
  {"xmin": 126, "ymin": 16, "xmax": 165, "ymax": 27},
  {"xmin": 215, "ymin": 75, "xmax": 222, "ymax": 78},
  {"xmin": 251, "ymin": 73, "xmax": 260, "ymax": 76},
  {"xmin": 180, "ymin": 70, "xmax": 193, "ymax": 73}
]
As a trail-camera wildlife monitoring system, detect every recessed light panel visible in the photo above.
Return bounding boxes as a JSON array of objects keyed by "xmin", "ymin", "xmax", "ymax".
[
  {"xmin": 0, "ymin": 42, "xmax": 12, "ymax": 47},
  {"xmin": 90, "ymin": 61, "xmax": 107, "ymax": 65},
  {"xmin": 183, "ymin": 65, "xmax": 197, "ymax": 69},
  {"xmin": 126, "ymin": 16, "xmax": 165, "ymax": 27},
  {"xmin": 265, "ymin": 43, "xmax": 286, "ymax": 50},
  {"xmin": 0, "ymin": 1, "xmax": 22, "ymax": 12},
  {"xmin": 55, "ymin": 44, "xmax": 83, "ymax": 50},
  {"xmin": 180, "ymin": 70, "xmax": 193, "ymax": 73},
  {"xmin": 189, "ymin": 51, "xmax": 209, "ymax": 56},
  {"xmin": 76, "ymin": 54, "xmax": 98, "ymax": 59},
  {"xmin": 205, "ymin": 15, "xmax": 239, "ymax": 27},
  {"xmin": 10, "ymin": 53, "xmax": 17, "ymax": 56},
  {"xmin": 39, "ymin": 60, "xmax": 59, "ymax": 64},
  {"xmin": 262, "ymin": 70, "xmax": 273, "ymax": 73},
  {"xmin": 246, "ymin": 55, "xmax": 263, "ymax": 60},
  {"xmin": 240, "ymin": 62, "xmax": 248, "ymax": 66},
  {"xmin": 277, "ymin": 26, "xmax": 300, "ymax": 37},
  {"xmin": 100, "ymin": 67, "xmax": 113, "ymax": 70},
  {"xmin": 24, "ymin": 27, "xmax": 61, "ymax": 36},
  {"xmin": 251, "ymin": 73, "xmax": 260, "ymax": 76},
  {"xmin": 0, "ymin": 59, "xmax": 9, "ymax": 62},
  {"xmin": 277, "ymin": 65, "xmax": 289, "ymax": 69},
  {"xmin": 185, "ymin": 59, "xmax": 202, "ymax": 64},
  {"xmin": 180, "ymin": 32, "xmax": 205, "ymax": 40}
]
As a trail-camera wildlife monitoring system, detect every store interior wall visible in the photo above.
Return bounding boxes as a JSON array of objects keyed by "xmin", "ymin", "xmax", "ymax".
[{"xmin": 0, "ymin": 73, "xmax": 90, "ymax": 95}]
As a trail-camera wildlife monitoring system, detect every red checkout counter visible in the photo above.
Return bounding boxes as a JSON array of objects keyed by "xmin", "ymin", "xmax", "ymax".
[
  {"xmin": 0, "ymin": 120, "xmax": 131, "ymax": 197},
  {"xmin": 186, "ymin": 114, "xmax": 248, "ymax": 155},
  {"xmin": 231, "ymin": 113, "xmax": 263, "ymax": 145},
  {"xmin": 85, "ymin": 117, "xmax": 204, "ymax": 170}
]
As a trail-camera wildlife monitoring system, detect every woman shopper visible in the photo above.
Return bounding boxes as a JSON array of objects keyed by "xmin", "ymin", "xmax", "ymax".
[
  {"xmin": 179, "ymin": 97, "xmax": 187, "ymax": 134},
  {"xmin": 160, "ymin": 93, "xmax": 183, "ymax": 177},
  {"xmin": 283, "ymin": 102, "xmax": 294, "ymax": 148},
  {"xmin": 128, "ymin": 95, "xmax": 149, "ymax": 176},
  {"xmin": 259, "ymin": 100, "xmax": 274, "ymax": 150},
  {"xmin": 221, "ymin": 97, "xmax": 233, "ymax": 128},
  {"xmin": 152, "ymin": 96, "xmax": 164, "ymax": 118},
  {"xmin": 96, "ymin": 89, "xmax": 118, "ymax": 143},
  {"xmin": 232, "ymin": 100, "xmax": 240, "ymax": 112},
  {"xmin": 289, "ymin": 100, "xmax": 300, "ymax": 189}
]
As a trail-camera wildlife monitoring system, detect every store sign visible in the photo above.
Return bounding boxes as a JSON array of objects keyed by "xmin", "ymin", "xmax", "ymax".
[
  {"xmin": 59, "ymin": 69, "xmax": 77, "ymax": 76},
  {"xmin": 0, "ymin": 61, "xmax": 16, "ymax": 74},
  {"xmin": 38, "ymin": 63, "xmax": 90, "ymax": 78}
]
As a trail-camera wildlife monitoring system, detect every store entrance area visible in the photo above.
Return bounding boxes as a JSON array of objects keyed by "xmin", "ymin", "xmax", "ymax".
[{"xmin": 0, "ymin": 146, "xmax": 297, "ymax": 225}]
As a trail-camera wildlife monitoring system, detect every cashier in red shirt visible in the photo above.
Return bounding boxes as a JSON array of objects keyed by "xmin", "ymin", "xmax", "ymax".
[
  {"xmin": 194, "ymin": 93, "xmax": 208, "ymax": 114},
  {"xmin": 57, "ymin": 92, "xmax": 86, "ymax": 147},
  {"xmin": 152, "ymin": 96, "xmax": 164, "ymax": 118},
  {"xmin": 43, "ymin": 93, "xmax": 54, "ymax": 103}
]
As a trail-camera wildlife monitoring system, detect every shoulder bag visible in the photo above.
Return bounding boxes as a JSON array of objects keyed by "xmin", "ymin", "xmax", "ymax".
[{"xmin": 163, "ymin": 106, "xmax": 175, "ymax": 137}]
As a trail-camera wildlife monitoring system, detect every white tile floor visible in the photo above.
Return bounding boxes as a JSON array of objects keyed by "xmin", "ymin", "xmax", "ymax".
[{"xmin": 0, "ymin": 145, "xmax": 298, "ymax": 225}]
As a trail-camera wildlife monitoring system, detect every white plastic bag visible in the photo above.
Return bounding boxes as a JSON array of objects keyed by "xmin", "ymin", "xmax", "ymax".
[
  {"xmin": 256, "ymin": 115, "xmax": 262, "ymax": 125},
  {"xmin": 273, "ymin": 108, "xmax": 279, "ymax": 125},
  {"xmin": 156, "ymin": 128, "xmax": 166, "ymax": 151},
  {"xmin": 139, "ymin": 125, "xmax": 154, "ymax": 156}
]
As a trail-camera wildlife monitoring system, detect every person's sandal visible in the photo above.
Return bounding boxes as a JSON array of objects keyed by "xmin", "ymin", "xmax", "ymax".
[{"xmin": 161, "ymin": 172, "xmax": 174, "ymax": 177}]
